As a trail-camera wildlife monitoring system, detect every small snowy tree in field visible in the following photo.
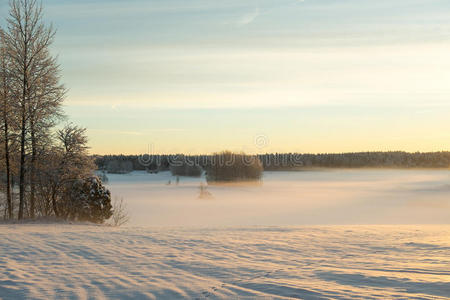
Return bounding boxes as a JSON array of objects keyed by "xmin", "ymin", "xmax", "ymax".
[
  {"xmin": 111, "ymin": 197, "xmax": 130, "ymax": 227},
  {"xmin": 68, "ymin": 176, "xmax": 112, "ymax": 223}
]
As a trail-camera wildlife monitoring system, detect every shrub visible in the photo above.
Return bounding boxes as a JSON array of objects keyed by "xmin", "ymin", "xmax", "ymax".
[
  {"xmin": 111, "ymin": 197, "xmax": 130, "ymax": 227},
  {"xmin": 205, "ymin": 151, "xmax": 263, "ymax": 182},
  {"xmin": 66, "ymin": 176, "xmax": 113, "ymax": 223},
  {"xmin": 198, "ymin": 183, "xmax": 213, "ymax": 199}
]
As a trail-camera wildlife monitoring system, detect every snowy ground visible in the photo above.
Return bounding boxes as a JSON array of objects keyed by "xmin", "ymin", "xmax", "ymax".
[
  {"xmin": 0, "ymin": 224, "xmax": 449, "ymax": 299},
  {"xmin": 1, "ymin": 170, "xmax": 449, "ymax": 299}
]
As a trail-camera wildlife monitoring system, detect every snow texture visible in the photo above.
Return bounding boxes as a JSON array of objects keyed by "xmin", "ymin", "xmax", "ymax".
[{"xmin": 0, "ymin": 225, "xmax": 448, "ymax": 299}]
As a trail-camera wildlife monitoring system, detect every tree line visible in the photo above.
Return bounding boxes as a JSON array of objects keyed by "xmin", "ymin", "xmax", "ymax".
[
  {"xmin": 96, "ymin": 152, "xmax": 264, "ymax": 182},
  {"xmin": 259, "ymin": 151, "xmax": 450, "ymax": 170},
  {"xmin": 0, "ymin": 0, "xmax": 111, "ymax": 222},
  {"xmin": 95, "ymin": 151, "xmax": 450, "ymax": 175}
]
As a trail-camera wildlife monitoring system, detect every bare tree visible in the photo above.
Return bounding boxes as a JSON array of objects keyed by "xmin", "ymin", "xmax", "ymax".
[
  {"xmin": 4, "ymin": 0, "xmax": 64, "ymax": 219},
  {"xmin": 27, "ymin": 42, "xmax": 66, "ymax": 219},
  {"xmin": 111, "ymin": 197, "xmax": 130, "ymax": 227},
  {"xmin": 0, "ymin": 28, "xmax": 13, "ymax": 219}
]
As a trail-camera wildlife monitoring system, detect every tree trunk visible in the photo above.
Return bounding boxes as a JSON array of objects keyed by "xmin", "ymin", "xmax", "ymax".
[
  {"xmin": 18, "ymin": 110, "xmax": 26, "ymax": 220},
  {"xmin": 29, "ymin": 119, "xmax": 36, "ymax": 218},
  {"xmin": 18, "ymin": 33, "xmax": 28, "ymax": 220},
  {"xmin": 3, "ymin": 120, "xmax": 12, "ymax": 219},
  {"xmin": 51, "ymin": 188, "xmax": 58, "ymax": 217},
  {"xmin": 18, "ymin": 63, "xmax": 27, "ymax": 220},
  {"xmin": 1, "ymin": 62, "xmax": 12, "ymax": 219}
]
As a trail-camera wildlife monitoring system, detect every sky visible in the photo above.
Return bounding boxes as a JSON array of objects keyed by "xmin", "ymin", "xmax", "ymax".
[{"xmin": 1, "ymin": 0, "xmax": 450, "ymax": 154}]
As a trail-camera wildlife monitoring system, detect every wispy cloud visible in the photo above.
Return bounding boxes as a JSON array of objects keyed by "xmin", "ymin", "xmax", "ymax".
[
  {"xmin": 89, "ymin": 128, "xmax": 186, "ymax": 136},
  {"xmin": 90, "ymin": 129, "xmax": 143, "ymax": 136},
  {"xmin": 236, "ymin": 7, "xmax": 259, "ymax": 27},
  {"xmin": 147, "ymin": 128, "xmax": 186, "ymax": 133}
]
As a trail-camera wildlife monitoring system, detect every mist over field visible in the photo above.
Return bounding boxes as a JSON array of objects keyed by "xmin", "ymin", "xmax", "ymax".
[{"xmin": 106, "ymin": 169, "xmax": 450, "ymax": 227}]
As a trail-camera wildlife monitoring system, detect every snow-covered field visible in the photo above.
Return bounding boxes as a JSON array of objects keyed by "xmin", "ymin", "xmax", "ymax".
[
  {"xmin": 0, "ymin": 224, "xmax": 449, "ymax": 299},
  {"xmin": 1, "ymin": 170, "xmax": 449, "ymax": 299}
]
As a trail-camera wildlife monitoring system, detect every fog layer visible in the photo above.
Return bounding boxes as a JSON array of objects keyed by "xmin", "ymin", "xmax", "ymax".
[{"xmin": 106, "ymin": 170, "xmax": 450, "ymax": 226}]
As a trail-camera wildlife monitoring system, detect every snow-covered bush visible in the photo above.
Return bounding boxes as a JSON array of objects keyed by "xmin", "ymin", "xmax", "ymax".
[
  {"xmin": 206, "ymin": 151, "xmax": 263, "ymax": 182},
  {"xmin": 67, "ymin": 176, "xmax": 113, "ymax": 223},
  {"xmin": 34, "ymin": 125, "xmax": 96, "ymax": 219}
]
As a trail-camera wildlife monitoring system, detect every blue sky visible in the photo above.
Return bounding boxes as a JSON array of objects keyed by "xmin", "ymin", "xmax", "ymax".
[{"xmin": 1, "ymin": 0, "xmax": 449, "ymax": 154}]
